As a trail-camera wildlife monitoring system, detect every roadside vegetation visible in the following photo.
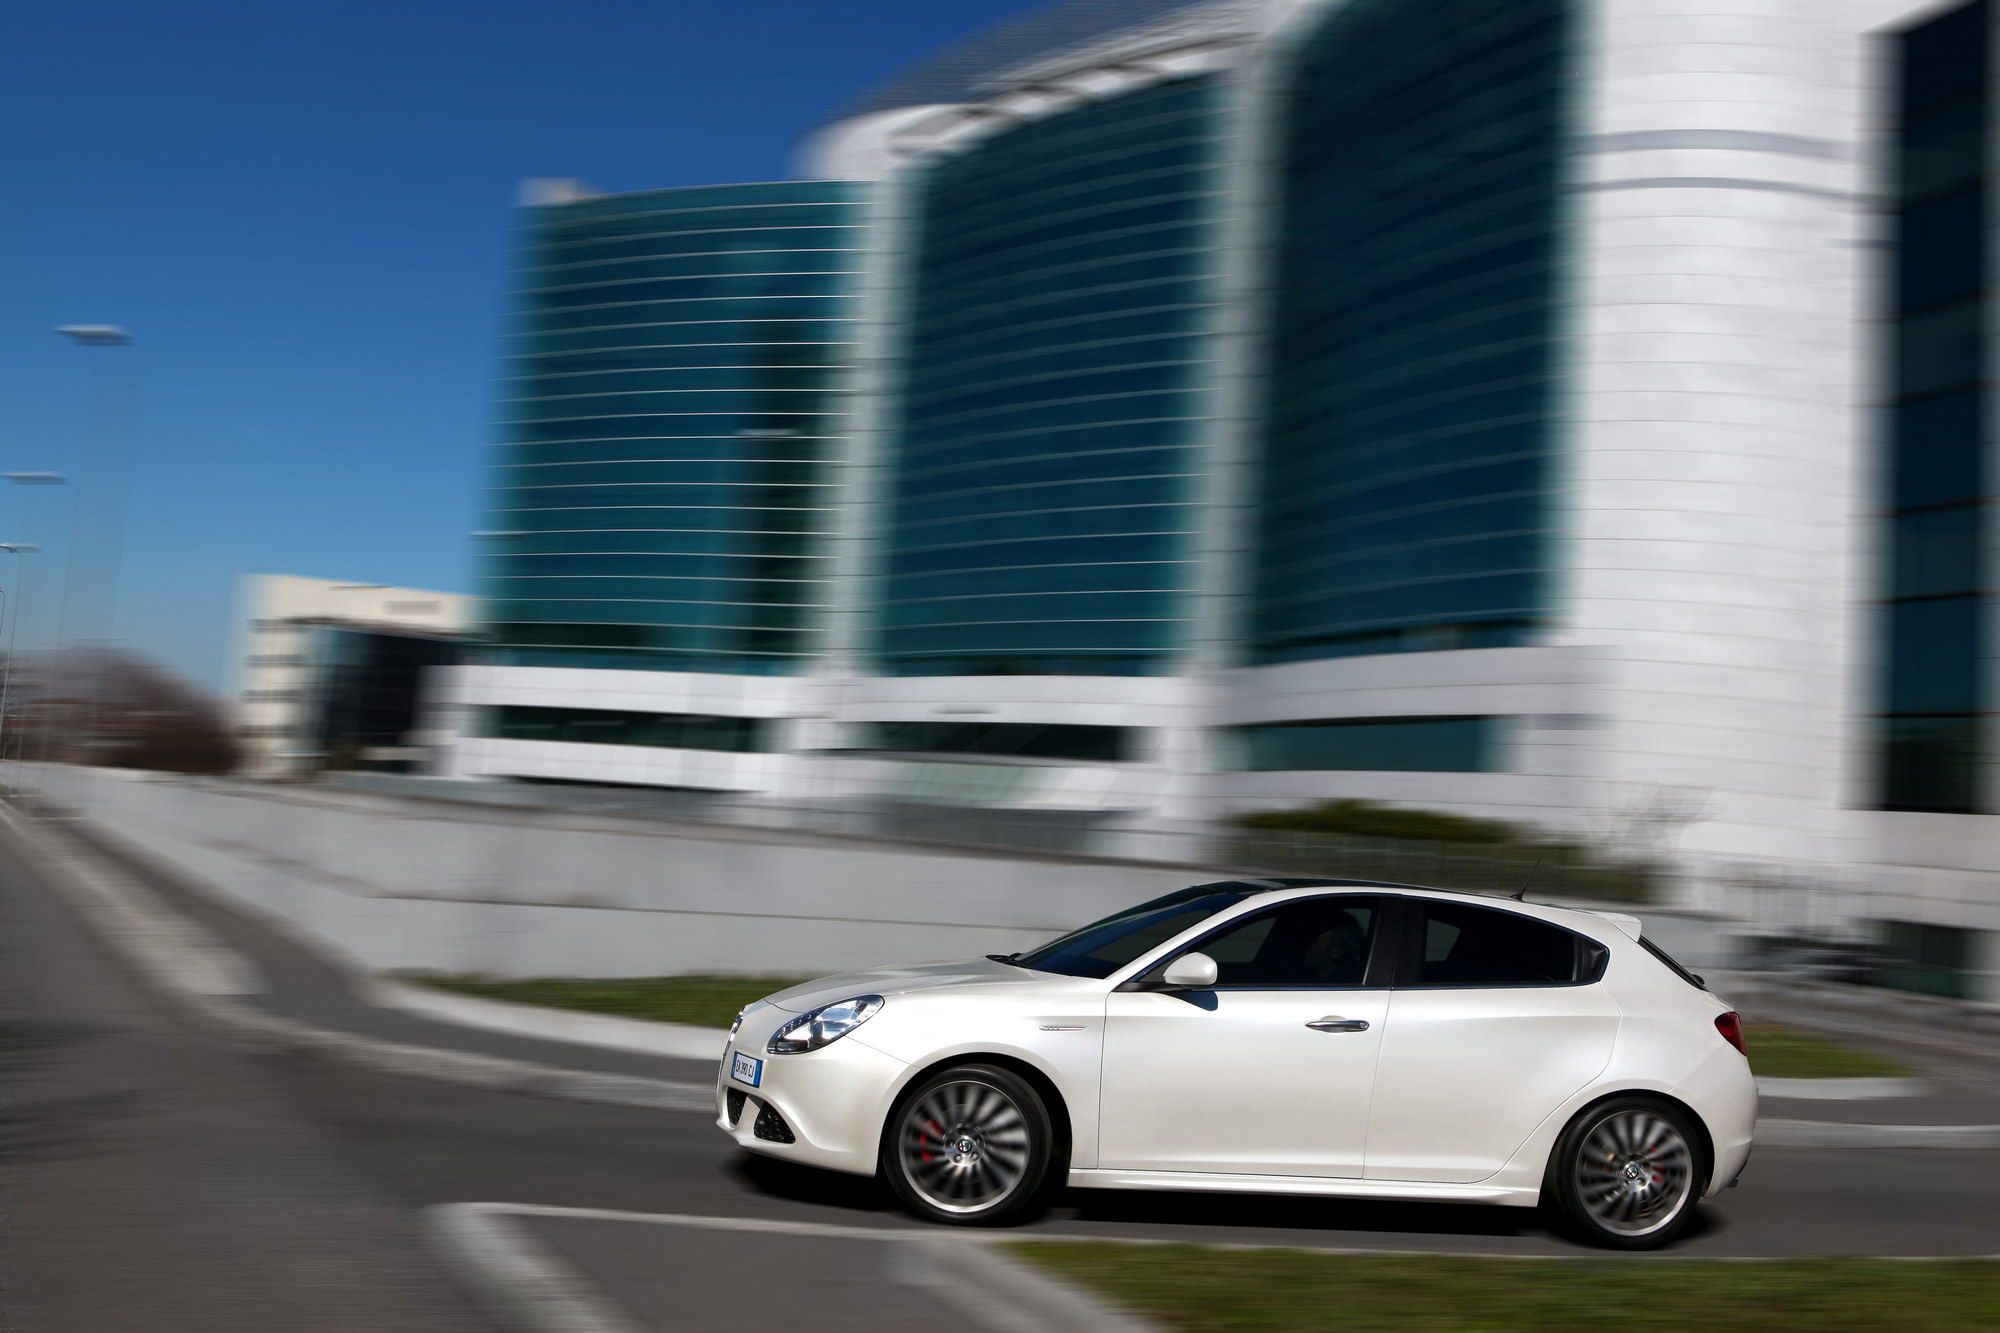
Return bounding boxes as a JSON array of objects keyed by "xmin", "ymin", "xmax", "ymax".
[
  {"xmin": 1226, "ymin": 798, "xmax": 1658, "ymax": 903},
  {"xmin": 413, "ymin": 980, "xmax": 1906, "ymax": 1081},
  {"xmin": 410, "ymin": 974, "xmax": 807, "ymax": 1030},
  {"xmin": 1011, "ymin": 1244, "xmax": 2000, "ymax": 1332},
  {"xmin": 1747, "ymin": 1022, "xmax": 1911, "ymax": 1080}
]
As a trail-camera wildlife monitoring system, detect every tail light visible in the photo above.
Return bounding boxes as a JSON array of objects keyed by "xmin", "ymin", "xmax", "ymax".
[{"xmin": 1715, "ymin": 1011, "xmax": 1747, "ymax": 1056}]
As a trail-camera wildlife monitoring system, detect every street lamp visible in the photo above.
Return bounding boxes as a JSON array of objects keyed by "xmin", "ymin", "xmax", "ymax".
[{"xmin": 54, "ymin": 325, "xmax": 133, "ymax": 347}]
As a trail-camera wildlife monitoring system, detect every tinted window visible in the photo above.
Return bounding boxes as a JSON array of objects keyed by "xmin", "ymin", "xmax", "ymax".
[
  {"xmin": 1015, "ymin": 887, "xmax": 1251, "ymax": 979},
  {"xmin": 1412, "ymin": 901, "xmax": 1598, "ymax": 987},
  {"xmin": 1183, "ymin": 897, "xmax": 1379, "ymax": 987}
]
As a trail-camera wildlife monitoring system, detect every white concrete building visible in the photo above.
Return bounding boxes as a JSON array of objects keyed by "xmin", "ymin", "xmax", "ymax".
[
  {"xmin": 440, "ymin": 0, "xmax": 2000, "ymax": 996},
  {"xmin": 232, "ymin": 574, "xmax": 471, "ymax": 777}
]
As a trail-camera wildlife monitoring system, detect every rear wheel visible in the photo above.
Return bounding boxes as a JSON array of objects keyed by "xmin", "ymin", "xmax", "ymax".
[
  {"xmin": 884, "ymin": 1063, "xmax": 1053, "ymax": 1226},
  {"xmin": 1549, "ymin": 1097, "xmax": 1705, "ymax": 1250}
]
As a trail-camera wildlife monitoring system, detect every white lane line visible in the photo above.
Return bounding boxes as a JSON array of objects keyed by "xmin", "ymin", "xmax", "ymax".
[
  {"xmin": 424, "ymin": 1201, "xmax": 2000, "ymax": 1267},
  {"xmin": 426, "ymin": 1203, "xmax": 1159, "ymax": 1333},
  {"xmin": 430, "ymin": 1203, "xmax": 644, "ymax": 1333}
]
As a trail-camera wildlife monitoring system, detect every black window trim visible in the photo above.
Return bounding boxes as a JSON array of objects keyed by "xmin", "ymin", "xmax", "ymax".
[
  {"xmin": 1114, "ymin": 891, "xmax": 1399, "ymax": 992},
  {"xmin": 1386, "ymin": 895, "xmax": 1610, "ymax": 991}
]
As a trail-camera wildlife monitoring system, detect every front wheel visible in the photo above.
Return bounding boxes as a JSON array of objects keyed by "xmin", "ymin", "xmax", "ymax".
[
  {"xmin": 1548, "ymin": 1097, "xmax": 1705, "ymax": 1249},
  {"xmin": 884, "ymin": 1063, "xmax": 1054, "ymax": 1225}
]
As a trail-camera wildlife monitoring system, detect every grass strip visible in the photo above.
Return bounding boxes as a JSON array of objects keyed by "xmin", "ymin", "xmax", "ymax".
[
  {"xmin": 1748, "ymin": 1023, "xmax": 1910, "ymax": 1079},
  {"xmin": 1010, "ymin": 1243, "xmax": 2000, "ymax": 1332}
]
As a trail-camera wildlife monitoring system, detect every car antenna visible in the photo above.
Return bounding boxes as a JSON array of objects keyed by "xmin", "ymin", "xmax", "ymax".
[{"xmin": 1510, "ymin": 854, "xmax": 1545, "ymax": 902}]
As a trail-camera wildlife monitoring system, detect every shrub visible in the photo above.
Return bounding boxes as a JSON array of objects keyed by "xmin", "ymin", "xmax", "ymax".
[{"xmin": 1232, "ymin": 798, "xmax": 1525, "ymax": 845}]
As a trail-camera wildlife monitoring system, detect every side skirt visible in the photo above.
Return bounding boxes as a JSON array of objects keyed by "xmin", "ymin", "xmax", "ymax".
[{"xmin": 1065, "ymin": 1168, "xmax": 1540, "ymax": 1208}]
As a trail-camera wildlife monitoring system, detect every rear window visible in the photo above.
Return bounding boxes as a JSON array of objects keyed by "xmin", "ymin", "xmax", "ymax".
[
  {"xmin": 1639, "ymin": 936, "xmax": 1708, "ymax": 990},
  {"xmin": 1411, "ymin": 900, "xmax": 1606, "ymax": 987}
]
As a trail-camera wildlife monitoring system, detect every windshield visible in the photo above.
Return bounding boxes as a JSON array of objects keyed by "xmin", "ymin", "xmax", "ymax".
[{"xmin": 1014, "ymin": 885, "xmax": 1255, "ymax": 979}]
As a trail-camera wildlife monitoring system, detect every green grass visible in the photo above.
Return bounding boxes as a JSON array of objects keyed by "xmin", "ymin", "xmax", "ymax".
[
  {"xmin": 1748, "ymin": 1023, "xmax": 1910, "ymax": 1079},
  {"xmin": 410, "ymin": 974, "xmax": 808, "ymax": 1030},
  {"xmin": 1010, "ymin": 1244, "xmax": 2000, "ymax": 1332}
]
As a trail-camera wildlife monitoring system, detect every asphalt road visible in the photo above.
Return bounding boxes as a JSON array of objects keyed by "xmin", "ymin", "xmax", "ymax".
[{"xmin": 6, "ymin": 821, "xmax": 1999, "ymax": 1331}]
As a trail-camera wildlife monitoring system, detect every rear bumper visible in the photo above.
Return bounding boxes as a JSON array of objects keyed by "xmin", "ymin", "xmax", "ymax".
[
  {"xmin": 714, "ymin": 1036, "xmax": 909, "ymax": 1177},
  {"xmin": 1674, "ymin": 1047, "xmax": 1757, "ymax": 1197}
]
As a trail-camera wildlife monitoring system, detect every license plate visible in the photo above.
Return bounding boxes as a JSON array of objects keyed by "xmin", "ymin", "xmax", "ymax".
[{"xmin": 730, "ymin": 1051, "xmax": 763, "ymax": 1088}]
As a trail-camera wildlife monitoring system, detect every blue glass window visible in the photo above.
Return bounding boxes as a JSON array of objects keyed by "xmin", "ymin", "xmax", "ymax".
[
  {"xmin": 1876, "ymin": 0, "xmax": 1990, "ymax": 813},
  {"xmin": 871, "ymin": 78, "xmax": 1225, "ymax": 677},
  {"xmin": 1229, "ymin": 716, "xmax": 1501, "ymax": 773},
  {"xmin": 1249, "ymin": 0, "xmax": 1570, "ymax": 665}
]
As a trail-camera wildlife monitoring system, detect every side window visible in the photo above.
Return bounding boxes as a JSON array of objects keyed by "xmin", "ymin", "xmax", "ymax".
[
  {"xmin": 1187, "ymin": 897, "xmax": 1380, "ymax": 987},
  {"xmin": 1412, "ymin": 900, "xmax": 1599, "ymax": 987}
]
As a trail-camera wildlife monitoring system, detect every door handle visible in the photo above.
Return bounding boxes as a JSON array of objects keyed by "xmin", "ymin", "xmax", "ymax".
[{"xmin": 1305, "ymin": 1017, "xmax": 1370, "ymax": 1033}]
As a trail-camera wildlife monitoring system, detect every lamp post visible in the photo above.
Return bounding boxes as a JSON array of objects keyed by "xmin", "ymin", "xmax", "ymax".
[
  {"xmin": 0, "ymin": 544, "xmax": 41, "ymax": 769},
  {"xmin": 54, "ymin": 325, "xmax": 135, "ymax": 804},
  {"xmin": 1, "ymin": 471, "xmax": 64, "ymax": 774}
]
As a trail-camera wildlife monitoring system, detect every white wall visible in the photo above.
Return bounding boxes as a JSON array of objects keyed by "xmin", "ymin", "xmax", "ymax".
[
  {"xmin": 1557, "ymin": 0, "xmax": 1871, "ymax": 866},
  {"xmin": 39, "ymin": 767, "xmax": 1207, "ymax": 978}
]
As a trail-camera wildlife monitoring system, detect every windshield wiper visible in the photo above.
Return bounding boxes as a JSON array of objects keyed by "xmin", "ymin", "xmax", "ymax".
[{"xmin": 986, "ymin": 952, "xmax": 1028, "ymax": 968}]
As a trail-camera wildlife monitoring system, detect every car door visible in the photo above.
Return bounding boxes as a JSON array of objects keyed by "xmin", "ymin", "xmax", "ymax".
[
  {"xmin": 1097, "ymin": 894, "xmax": 1391, "ymax": 1178},
  {"xmin": 1364, "ymin": 897, "xmax": 1617, "ymax": 1185}
]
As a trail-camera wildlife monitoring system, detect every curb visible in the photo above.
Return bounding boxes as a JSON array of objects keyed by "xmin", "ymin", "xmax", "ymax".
[
  {"xmin": 0, "ymin": 801, "xmax": 714, "ymax": 1116},
  {"xmin": 1757, "ymin": 1076, "xmax": 1928, "ymax": 1101},
  {"xmin": 370, "ymin": 978, "xmax": 726, "ymax": 1064},
  {"xmin": 427, "ymin": 1204, "xmax": 1159, "ymax": 1333},
  {"xmin": 1757, "ymin": 1118, "xmax": 2000, "ymax": 1150}
]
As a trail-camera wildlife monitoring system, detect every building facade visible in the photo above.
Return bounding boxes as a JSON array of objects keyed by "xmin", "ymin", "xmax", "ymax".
[
  {"xmin": 440, "ymin": 0, "xmax": 2000, "ymax": 995},
  {"xmin": 232, "ymin": 575, "xmax": 470, "ymax": 777}
]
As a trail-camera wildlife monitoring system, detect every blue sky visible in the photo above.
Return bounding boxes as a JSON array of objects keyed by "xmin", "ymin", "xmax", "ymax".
[{"xmin": 3, "ymin": 0, "xmax": 1034, "ymax": 689}]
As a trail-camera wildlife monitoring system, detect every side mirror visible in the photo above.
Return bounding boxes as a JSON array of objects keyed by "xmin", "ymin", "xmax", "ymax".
[{"xmin": 1161, "ymin": 951, "xmax": 1219, "ymax": 990}]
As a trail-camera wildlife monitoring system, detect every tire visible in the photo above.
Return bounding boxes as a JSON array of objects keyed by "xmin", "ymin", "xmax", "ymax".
[
  {"xmin": 883, "ymin": 1063, "xmax": 1055, "ymax": 1226},
  {"xmin": 1547, "ymin": 1096, "xmax": 1707, "ymax": 1250}
]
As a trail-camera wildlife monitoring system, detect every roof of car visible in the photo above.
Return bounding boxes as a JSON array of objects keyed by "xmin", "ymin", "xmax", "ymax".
[{"xmin": 1194, "ymin": 878, "xmax": 1644, "ymax": 942}]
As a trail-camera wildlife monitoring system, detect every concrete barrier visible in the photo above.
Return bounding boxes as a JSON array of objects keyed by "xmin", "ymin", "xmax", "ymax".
[{"xmin": 12, "ymin": 765, "xmax": 1205, "ymax": 978}]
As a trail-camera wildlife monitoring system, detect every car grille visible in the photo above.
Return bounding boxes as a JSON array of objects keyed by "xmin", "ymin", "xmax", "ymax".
[
  {"xmin": 753, "ymin": 1101, "xmax": 796, "ymax": 1144},
  {"xmin": 725, "ymin": 1088, "xmax": 747, "ymax": 1124}
]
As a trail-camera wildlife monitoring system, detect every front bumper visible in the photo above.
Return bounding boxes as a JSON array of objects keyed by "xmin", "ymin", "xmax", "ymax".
[{"xmin": 714, "ymin": 1036, "xmax": 909, "ymax": 1177}]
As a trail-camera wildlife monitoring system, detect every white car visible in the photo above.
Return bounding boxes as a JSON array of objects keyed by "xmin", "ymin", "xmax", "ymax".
[{"xmin": 716, "ymin": 879, "xmax": 1755, "ymax": 1248}]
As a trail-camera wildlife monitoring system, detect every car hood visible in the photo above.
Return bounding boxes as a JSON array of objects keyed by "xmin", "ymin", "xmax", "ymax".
[{"xmin": 759, "ymin": 958, "xmax": 1036, "ymax": 1013}]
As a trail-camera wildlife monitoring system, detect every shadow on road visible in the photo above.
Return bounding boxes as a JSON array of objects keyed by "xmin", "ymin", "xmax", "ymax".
[{"xmin": 726, "ymin": 1151, "xmax": 1725, "ymax": 1249}]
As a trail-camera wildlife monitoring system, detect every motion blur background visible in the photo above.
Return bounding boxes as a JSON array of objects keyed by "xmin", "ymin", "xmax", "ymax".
[
  {"xmin": 9, "ymin": 1, "xmax": 2000, "ymax": 1328},
  {"xmin": 12, "ymin": 0, "xmax": 1996, "ymax": 995}
]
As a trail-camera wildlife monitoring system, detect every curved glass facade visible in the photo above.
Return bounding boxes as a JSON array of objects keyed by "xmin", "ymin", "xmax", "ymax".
[
  {"xmin": 482, "ymin": 180, "xmax": 869, "ymax": 673},
  {"xmin": 1876, "ymin": 0, "xmax": 1990, "ymax": 813},
  {"xmin": 1249, "ymin": 0, "xmax": 1571, "ymax": 665},
  {"xmin": 873, "ymin": 77, "xmax": 1227, "ymax": 676}
]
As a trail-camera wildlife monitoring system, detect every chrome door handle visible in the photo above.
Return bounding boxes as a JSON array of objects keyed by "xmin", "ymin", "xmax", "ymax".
[{"xmin": 1305, "ymin": 1017, "xmax": 1370, "ymax": 1033}]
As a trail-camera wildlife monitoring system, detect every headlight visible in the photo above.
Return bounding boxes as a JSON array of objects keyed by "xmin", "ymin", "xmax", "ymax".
[
  {"xmin": 729, "ymin": 1007, "xmax": 747, "ymax": 1042},
  {"xmin": 767, "ymin": 995, "xmax": 883, "ymax": 1055}
]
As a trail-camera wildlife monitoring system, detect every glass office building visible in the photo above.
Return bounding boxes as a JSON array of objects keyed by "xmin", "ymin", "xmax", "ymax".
[
  {"xmin": 1252, "ymin": 0, "xmax": 1570, "ymax": 665},
  {"xmin": 448, "ymin": 0, "xmax": 2000, "ymax": 998},
  {"xmin": 874, "ymin": 77, "xmax": 1228, "ymax": 676},
  {"xmin": 483, "ymin": 181, "xmax": 870, "ymax": 675}
]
